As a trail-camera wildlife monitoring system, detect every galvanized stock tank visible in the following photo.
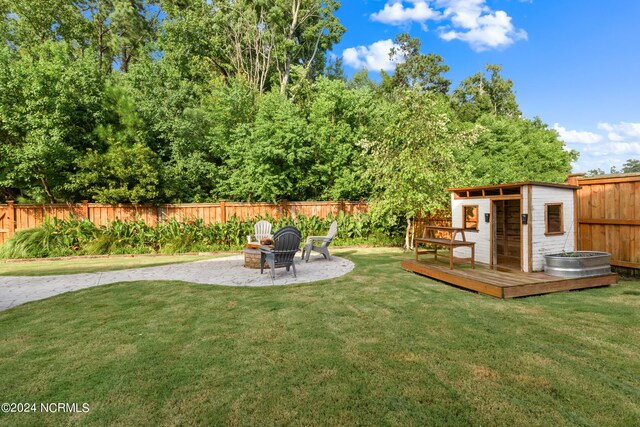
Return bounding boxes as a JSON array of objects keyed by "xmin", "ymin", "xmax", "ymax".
[{"xmin": 544, "ymin": 252, "xmax": 611, "ymax": 278}]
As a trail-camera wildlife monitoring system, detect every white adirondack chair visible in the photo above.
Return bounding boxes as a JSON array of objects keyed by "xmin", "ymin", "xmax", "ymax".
[{"xmin": 249, "ymin": 220, "xmax": 273, "ymax": 243}]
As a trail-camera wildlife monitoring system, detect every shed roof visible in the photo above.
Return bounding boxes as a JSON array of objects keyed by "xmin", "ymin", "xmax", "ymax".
[{"xmin": 447, "ymin": 181, "xmax": 579, "ymax": 192}]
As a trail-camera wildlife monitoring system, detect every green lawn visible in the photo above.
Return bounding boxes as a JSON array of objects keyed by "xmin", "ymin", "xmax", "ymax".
[
  {"xmin": 0, "ymin": 254, "xmax": 221, "ymax": 276},
  {"xmin": 0, "ymin": 248, "xmax": 638, "ymax": 426}
]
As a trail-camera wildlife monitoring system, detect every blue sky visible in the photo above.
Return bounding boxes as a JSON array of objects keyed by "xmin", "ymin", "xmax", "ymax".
[{"xmin": 331, "ymin": 0, "xmax": 640, "ymax": 173}]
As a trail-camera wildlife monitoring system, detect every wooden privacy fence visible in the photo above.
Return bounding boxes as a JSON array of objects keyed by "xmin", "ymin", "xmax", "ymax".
[
  {"xmin": 567, "ymin": 173, "xmax": 640, "ymax": 269},
  {"xmin": 0, "ymin": 199, "xmax": 368, "ymax": 245},
  {"xmin": 414, "ymin": 213, "xmax": 452, "ymax": 239}
]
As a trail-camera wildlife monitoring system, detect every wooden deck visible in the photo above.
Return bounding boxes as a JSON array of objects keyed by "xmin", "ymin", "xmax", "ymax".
[{"xmin": 402, "ymin": 258, "xmax": 618, "ymax": 298}]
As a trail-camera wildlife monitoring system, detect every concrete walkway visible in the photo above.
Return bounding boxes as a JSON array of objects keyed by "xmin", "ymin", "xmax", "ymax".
[{"xmin": 0, "ymin": 255, "xmax": 354, "ymax": 311}]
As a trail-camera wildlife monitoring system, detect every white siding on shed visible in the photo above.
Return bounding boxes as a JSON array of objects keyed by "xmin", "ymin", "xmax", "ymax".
[
  {"xmin": 530, "ymin": 186, "xmax": 575, "ymax": 271},
  {"xmin": 522, "ymin": 187, "xmax": 529, "ymax": 271},
  {"xmin": 451, "ymin": 194, "xmax": 491, "ymax": 264}
]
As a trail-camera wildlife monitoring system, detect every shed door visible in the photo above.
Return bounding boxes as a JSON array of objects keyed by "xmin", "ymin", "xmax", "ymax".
[{"xmin": 494, "ymin": 200, "xmax": 521, "ymax": 270}]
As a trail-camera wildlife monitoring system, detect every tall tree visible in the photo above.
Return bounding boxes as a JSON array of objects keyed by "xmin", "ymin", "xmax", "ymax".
[
  {"xmin": 388, "ymin": 33, "xmax": 451, "ymax": 94},
  {"xmin": 0, "ymin": 0, "xmax": 88, "ymax": 49},
  {"xmin": 462, "ymin": 115, "xmax": 578, "ymax": 185},
  {"xmin": 364, "ymin": 90, "xmax": 477, "ymax": 248},
  {"xmin": 452, "ymin": 64, "xmax": 521, "ymax": 122},
  {"xmin": 622, "ymin": 159, "xmax": 640, "ymax": 173},
  {"xmin": 269, "ymin": 0, "xmax": 345, "ymax": 93},
  {"xmin": 159, "ymin": 0, "xmax": 344, "ymax": 94},
  {"xmin": 0, "ymin": 42, "xmax": 104, "ymax": 202},
  {"xmin": 105, "ymin": 0, "xmax": 160, "ymax": 73},
  {"xmin": 228, "ymin": 91, "xmax": 312, "ymax": 201},
  {"xmin": 3, "ymin": 0, "xmax": 160, "ymax": 74},
  {"xmin": 303, "ymin": 77, "xmax": 375, "ymax": 200},
  {"xmin": 325, "ymin": 56, "xmax": 346, "ymax": 81}
]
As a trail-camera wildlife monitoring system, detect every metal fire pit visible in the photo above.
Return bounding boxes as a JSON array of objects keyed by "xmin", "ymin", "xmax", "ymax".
[{"xmin": 544, "ymin": 251, "xmax": 611, "ymax": 278}]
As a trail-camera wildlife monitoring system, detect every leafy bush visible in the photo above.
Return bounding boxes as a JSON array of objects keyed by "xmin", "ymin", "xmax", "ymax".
[
  {"xmin": 0, "ymin": 217, "xmax": 99, "ymax": 258},
  {"xmin": 0, "ymin": 212, "xmax": 403, "ymax": 259}
]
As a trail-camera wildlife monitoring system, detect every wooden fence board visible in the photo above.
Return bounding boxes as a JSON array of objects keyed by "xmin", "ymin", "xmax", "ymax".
[
  {"xmin": 604, "ymin": 183, "xmax": 618, "ymax": 219},
  {"xmin": 578, "ymin": 185, "xmax": 593, "ymax": 219},
  {"xmin": 635, "ymin": 182, "xmax": 640, "ymax": 217},
  {"xmin": 0, "ymin": 200, "xmax": 370, "ymax": 243},
  {"xmin": 0, "ymin": 205, "xmax": 8, "ymax": 245},
  {"xmin": 576, "ymin": 174, "xmax": 640, "ymax": 269}
]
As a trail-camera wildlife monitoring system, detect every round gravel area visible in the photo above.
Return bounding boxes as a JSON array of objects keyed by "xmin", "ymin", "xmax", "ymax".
[{"xmin": 0, "ymin": 255, "xmax": 355, "ymax": 311}]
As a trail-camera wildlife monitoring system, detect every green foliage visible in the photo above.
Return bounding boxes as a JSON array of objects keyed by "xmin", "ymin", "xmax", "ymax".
[
  {"xmin": 387, "ymin": 33, "xmax": 451, "ymax": 94},
  {"xmin": 303, "ymin": 78, "xmax": 375, "ymax": 200},
  {"xmin": 462, "ymin": 115, "xmax": 578, "ymax": 185},
  {"xmin": 0, "ymin": 213, "xmax": 401, "ymax": 259},
  {"xmin": 0, "ymin": 41, "xmax": 104, "ymax": 202},
  {"xmin": 0, "ymin": 1, "xmax": 578, "ymax": 212},
  {"xmin": 452, "ymin": 64, "xmax": 521, "ymax": 122},
  {"xmin": 365, "ymin": 90, "xmax": 477, "ymax": 219},
  {"xmin": 71, "ymin": 141, "xmax": 162, "ymax": 203},
  {"xmin": 229, "ymin": 91, "xmax": 311, "ymax": 202},
  {"xmin": 622, "ymin": 159, "xmax": 640, "ymax": 173},
  {"xmin": 3, "ymin": 0, "xmax": 159, "ymax": 75},
  {"xmin": 592, "ymin": 158, "xmax": 640, "ymax": 176},
  {"xmin": 0, "ymin": 217, "xmax": 98, "ymax": 258},
  {"xmin": 325, "ymin": 56, "xmax": 346, "ymax": 81},
  {"xmin": 585, "ymin": 168, "xmax": 606, "ymax": 177}
]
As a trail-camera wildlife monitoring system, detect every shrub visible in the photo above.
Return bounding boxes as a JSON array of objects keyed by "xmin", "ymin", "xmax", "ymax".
[{"xmin": 0, "ymin": 212, "xmax": 403, "ymax": 259}]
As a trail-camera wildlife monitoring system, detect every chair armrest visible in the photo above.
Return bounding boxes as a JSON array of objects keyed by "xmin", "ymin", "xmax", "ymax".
[
  {"xmin": 305, "ymin": 236, "xmax": 327, "ymax": 244},
  {"xmin": 259, "ymin": 245, "xmax": 273, "ymax": 253}
]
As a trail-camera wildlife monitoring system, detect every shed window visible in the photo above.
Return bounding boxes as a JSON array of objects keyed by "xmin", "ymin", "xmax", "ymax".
[
  {"xmin": 463, "ymin": 206, "xmax": 479, "ymax": 231},
  {"xmin": 545, "ymin": 203, "xmax": 563, "ymax": 234},
  {"xmin": 502, "ymin": 186, "xmax": 521, "ymax": 195}
]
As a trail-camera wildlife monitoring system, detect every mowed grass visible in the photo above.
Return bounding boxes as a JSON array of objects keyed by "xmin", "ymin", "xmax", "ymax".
[
  {"xmin": 0, "ymin": 248, "xmax": 638, "ymax": 426},
  {"xmin": 0, "ymin": 254, "xmax": 222, "ymax": 276}
]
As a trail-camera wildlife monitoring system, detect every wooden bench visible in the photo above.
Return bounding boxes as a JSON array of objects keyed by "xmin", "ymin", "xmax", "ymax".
[{"xmin": 415, "ymin": 226, "xmax": 475, "ymax": 270}]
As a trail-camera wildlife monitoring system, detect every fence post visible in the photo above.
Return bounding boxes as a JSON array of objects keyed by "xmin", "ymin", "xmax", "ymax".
[
  {"xmin": 7, "ymin": 200, "xmax": 15, "ymax": 238},
  {"xmin": 220, "ymin": 200, "xmax": 226, "ymax": 223},
  {"xmin": 339, "ymin": 198, "xmax": 346, "ymax": 215},
  {"xmin": 82, "ymin": 200, "xmax": 89, "ymax": 220},
  {"xmin": 565, "ymin": 173, "xmax": 584, "ymax": 186},
  {"xmin": 280, "ymin": 199, "xmax": 289, "ymax": 218}
]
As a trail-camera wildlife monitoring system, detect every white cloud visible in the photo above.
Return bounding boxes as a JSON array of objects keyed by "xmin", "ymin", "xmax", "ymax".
[
  {"xmin": 342, "ymin": 39, "xmax": 401, "ymax": 72},
  {"xmin": 573, "ymin": 157, "xmax": 625, "ymax": 174},
  {"xmin": 597, "ymin": 122, "xmax": 640, "ymax": 140},
  {"xmin": 553, "ymin": 124, "xmax": 602, "ymax": 145},
  {"xmin": 370, "ymin": 1, "xmax": 441, "ymax": 26},
  {"xmin": 607, "ymin": 132, "xmax": 625, "ymax": 142},
  {"xmin": 437, "ymin": 0, "xmax": 487, "ymax": 28},
  {"xmin": 369, "ymin": 0, "xmax": 527, "ymax": 51},
  {"xmin": 438, "ymin": 9, "xmax": 527, "ymax": 51},
  {"xmin": 582, "ymin": 142, "xmax": 640, "ymax": 157},
  {"xmin": 562, "ymin": 121, "xmax": 640, "ymax": 173},
  {"xmin": 609, "ymin": 142, "xmax": 640, "ymax": 155}
]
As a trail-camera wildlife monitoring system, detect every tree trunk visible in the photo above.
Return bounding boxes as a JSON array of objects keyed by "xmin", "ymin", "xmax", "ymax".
[
  {"xmin": 39, "ymin": 176, "xmax": 56, "ymax": 203},
  {"xmin": 405, "ymin": 217, "xmax": 413, "ymax": 250},
  {"xmin": 280, "ymin": 0, "xmax": 302, "ymax": 93},
  {"xmin": 280, "ymin": 58, "xmax": 291, "ymax": 93}
]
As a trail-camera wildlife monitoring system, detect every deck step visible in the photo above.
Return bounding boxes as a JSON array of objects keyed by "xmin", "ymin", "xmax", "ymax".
[{"xmin": 402, "ymin": 259, "xmax": 617, "ymax": 298}]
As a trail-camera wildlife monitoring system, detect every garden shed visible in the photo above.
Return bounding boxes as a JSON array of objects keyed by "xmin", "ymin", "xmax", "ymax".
[{"xmin": 448, "ymin": 182, "xmax": 578, "ymax": 272}]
